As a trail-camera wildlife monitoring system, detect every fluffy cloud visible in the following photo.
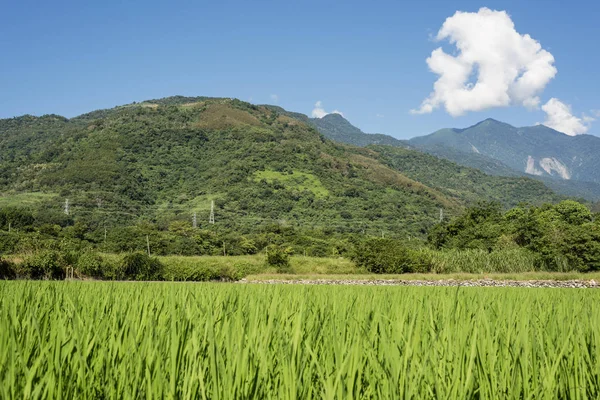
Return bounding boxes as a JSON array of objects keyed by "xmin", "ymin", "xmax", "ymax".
[
  {"xmin": 311, "ymin": 101, "xmax": 344, "ymax": 118},
  {"xmin": 270, "ymin": 94, "xmax": 279, "ymax": 104},
  {"xmin": 540, "ymin": 98, "xmax": 592, "ymax": 136},
  {"xmin": 412, "ymin": 8, "xmax": 557, "ymax": 117}
]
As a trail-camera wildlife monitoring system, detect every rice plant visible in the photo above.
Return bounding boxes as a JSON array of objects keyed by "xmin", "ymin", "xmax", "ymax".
[{"xmin": 1, "ymin": 281, "xmax": 599, "ymax": 398}]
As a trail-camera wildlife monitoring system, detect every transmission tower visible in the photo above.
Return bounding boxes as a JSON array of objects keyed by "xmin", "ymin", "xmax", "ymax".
[
  {"xmin": 64, "ymin": 199, "xmax": 70, "ymax": 216},
  {"xmin": 209, "ymin": 201, "xmax": 215, "ymax": 224},
  {"xmin": 192, "ymin": 212, "xmax": 197, "ymax": 228}
]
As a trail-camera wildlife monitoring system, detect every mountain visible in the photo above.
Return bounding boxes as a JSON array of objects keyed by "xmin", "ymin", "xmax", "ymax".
[
  {"xmin": 310, "ymin": 113, "xmax": 406, "ymax": 147},
  {"xmin": 0, "ymin": 96, "xmax": 561, "ymax": 240},
  {"xmin": 262, "ymin": 106, "xmax": 406, "ymax": 147},
  {"xmin": 410, "ymin": 119, "xmax": 600, "ymax": 184},
  {"xmin": 298, "ymin": 112, "xmax": 600, "ymax": 201}
]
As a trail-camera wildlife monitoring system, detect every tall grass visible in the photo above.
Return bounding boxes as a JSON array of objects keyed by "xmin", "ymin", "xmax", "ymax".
[
  {"xmin": 1, "ymin": 281, "xmax": 599, "ymax": 398},
  {"xmin": 420, "ymin": 248, "xmax": 542, "ymax": 274}
]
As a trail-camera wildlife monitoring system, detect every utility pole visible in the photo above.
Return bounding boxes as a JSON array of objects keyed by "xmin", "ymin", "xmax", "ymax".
[
  {"xmin": 8, "ymin": 222, "xmax": 10, "ymax": 233},
  {"xmin": 192, "ymin": 212, "xmax": 197, "ymax": 228},
  {"xmin": 146, "ymin": 235, "xmax": 151, "ymax": 256},
  {"xmin": 209, "ymin": 200, "xmax": 215, "ymax": 224},
  {"xmin": 439, "ymin": 208, "xmax": 444, "ymax": 223},
  {"xmin": 64, "ymin": 199, "xmax": 70, "ymax": 216}
]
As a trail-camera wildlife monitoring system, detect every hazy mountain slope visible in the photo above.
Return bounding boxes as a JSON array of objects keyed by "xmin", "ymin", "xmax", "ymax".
[
  {"xmin": 406, "ymin": 144, "xmax": 600, "ymax": 201},
  {"xmin": 410, "ymin": 119, "xmax": 600, "ymax": 184},
  {"xmin": 262, "ymin": 106, "xmax": 407, "ymax": 147},
  {"xmin": 310, "ymin": 113, "xmax": 406, "ymax": 147},
  {"xmin": 0, "ymin": 97, "xmax": 562, "ymax": 237}
]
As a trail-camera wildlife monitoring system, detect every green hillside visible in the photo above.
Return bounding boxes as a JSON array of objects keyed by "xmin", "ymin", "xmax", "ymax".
[
  {"xmin": 295, "ymin": 111, "xmax": 600, "ymax": 201},
  {"xmin": 0, "ymin": 96, "xmax": 562, "ymax": 255}
]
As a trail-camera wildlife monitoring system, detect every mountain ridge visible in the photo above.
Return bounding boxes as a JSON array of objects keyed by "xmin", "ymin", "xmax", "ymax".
[
  {"xmin": 289, "ymin": 109, "xmax": 600, "ymax": 201},
  {"xmin": 0, "ymin": 96, "xmax": 563, "ymax": 240}
]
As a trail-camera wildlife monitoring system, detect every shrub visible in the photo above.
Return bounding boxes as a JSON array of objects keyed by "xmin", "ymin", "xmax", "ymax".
[
  {"xmin": 0, "ymin": 232, "xmax": 19, "ymax": 253},
  {"xmin": 240, "ymin": 238, "xmax": 258, "ymax": 255},
  {"xmin": 77, "ymin": 252, "xmax": 104, "ymax": 278},
  {"xmin": 162, "ymin": 263, "xmax": 220, "ymax": 281},
  {"xmin": 22, "ymin": 250, "xmax": 67, "ymax": 280},
  {"xmin": 0, "ymin": 258, "xmax": 16, "ymax": 280},
  {"xmin": 265, "ymin": 244, "xmax": 292, "ymax": 272},
  {"xmin": 120, "ymin": 252, "xmax": 164, "ymax": 281},
  {"xmin": 352, "ymin": 239, "xmax": 431, "ymax": 274}
]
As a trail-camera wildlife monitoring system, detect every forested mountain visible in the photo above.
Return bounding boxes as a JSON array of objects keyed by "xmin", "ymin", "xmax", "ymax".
[
  {"xmin": 301, "ymin": 111, "xmax": 600, "ymax": 201},
  {"xmin": 0, "ymin": 96, "xmax": 561, "ymax": 244},
  {"xmin": 410, "ymin": 119, "xmax": 600, "ymax": 187}
]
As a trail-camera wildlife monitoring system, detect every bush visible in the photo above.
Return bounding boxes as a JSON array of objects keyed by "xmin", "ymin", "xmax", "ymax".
[
  {"xmin": 161, "ymin": 257, "xmax": 266, "ymax": 281},
  {"xmin": 120, "ymin": 252, "xmax": 164, "ymax": 281},
  {"xmin": 0, "ymin": 232, "xmax": 19, "ymax": 253},
  {"xmin": 265, "ymin": 244, "xmax": 292, "ymax": 272},
  {"xmin": 352, "ymin": 239, "xmax": 431, "ymax": 274},
  {"xmin": 76, "ymin": 252, "xmax": 105, "ymax": 278},
  {"xmin": 0, "ymin": 258, "xmax": 16, "ymax": 279},
  {"xmin": 162, "ymin": 262, "xmax": 221, "ymax": 281},
  {"xmin": 22, "ymin": 250, "xmax": 67, "ymax": 280}
]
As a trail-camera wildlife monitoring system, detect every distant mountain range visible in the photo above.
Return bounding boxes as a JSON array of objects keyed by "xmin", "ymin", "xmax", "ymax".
[
  {"xmin": 298, "ymin": 112, "xmax": 600, "ymax": 201},
  {"xmin": 410, "ymin": 119, "xmax": 600, "ymax": 182}
]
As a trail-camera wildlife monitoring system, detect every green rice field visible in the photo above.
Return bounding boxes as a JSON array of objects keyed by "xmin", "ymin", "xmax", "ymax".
[{"xmin": 1, "ymin": 281, "xmax": 599, "ymax": 398}]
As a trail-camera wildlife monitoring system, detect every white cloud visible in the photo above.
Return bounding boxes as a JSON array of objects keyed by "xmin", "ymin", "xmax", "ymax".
[
  {"xmin": 592, "ymin": 110, "xmax": 600, "ymax": 118},
  {"xmin": 312, "ymin": 101, "xmax": 327, "ymax": 118},
  {"xmin": 311, "ymin": 101, "xmax": 344, "ymax": 118},
  {"xmin": 376, "ymin": 113, "xmax": 385, "ymax": 118},
  {"xmin": 270, "ymin": 94, "xmax": 279, "ymax": 104},
  {"xmin": 412, "ymin": 7, "xmax": 557, "ymax": 117},
  {"xmin": 540, "ymin": 98, "xmax": 592, "ymax": 136}
]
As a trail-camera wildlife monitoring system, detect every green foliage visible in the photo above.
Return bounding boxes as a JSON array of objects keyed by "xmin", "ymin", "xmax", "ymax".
[
  {"xmin": 431, "ymin": 200, "xmax": 600, "ymax": 272},
  {"xmin": 0, "ymin": 97, "xmax": 570, "ymax": 261},
  {"xmin": 239, "ymin": 238, "xmax": 258, "ymax": 255},
  {"xmin": 374, "ymin": 146, "xmax": 562, "ymax": 207},
  {"xmin": 120, "ymin": 253, "xmax": 164, "ymax": 281},
  {"xmin": 76, "ymin": 252, "xmax": 104, "ymax": 278},
  {"xmin": 265, "ymin": 244, "xmax": 292, "ymax": 271},
  {"xmin": 352, "ymin": 238, "xmax": 430, "ymax": 274},
  {"xmin": 21, "ymin": 250, "xmax": 67, "ymax": 280},
  {"xmin": 0, "ymin": 258, "xmax": 15, "ymax": 279},
  {"xmin": 421, "ymin": 248, "xmax": 542, "ymax": 274},
  {"xmin": 161, "ymin": 257, "xmax": 264, "ymax": 281}
]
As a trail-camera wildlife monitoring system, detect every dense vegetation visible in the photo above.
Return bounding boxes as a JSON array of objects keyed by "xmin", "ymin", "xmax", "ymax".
[
  {"xmin": 350, "ymin": 199, "xmax": 600, "ymax": 274},
  {"xmin": 3, "ymin": 282, "xmax": 600, "ymax": 398},
  {"xmin": 0, "ymin": 97, "xmax": 566, "ymax": 262},
  {"xmin": 1, "ymin": 199, "xmax": 598, "ymax": 280}
]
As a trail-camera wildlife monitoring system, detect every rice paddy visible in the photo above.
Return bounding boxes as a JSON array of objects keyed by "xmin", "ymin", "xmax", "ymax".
[{"xmin": 1, "ymin": 281, "xmax": 599, "ymax": 398}]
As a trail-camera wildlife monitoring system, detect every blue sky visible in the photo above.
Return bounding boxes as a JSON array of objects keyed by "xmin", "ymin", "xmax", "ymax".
[{"xmin": 1, "ymin": 0, "xmax": 598, "ymax": 138}]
